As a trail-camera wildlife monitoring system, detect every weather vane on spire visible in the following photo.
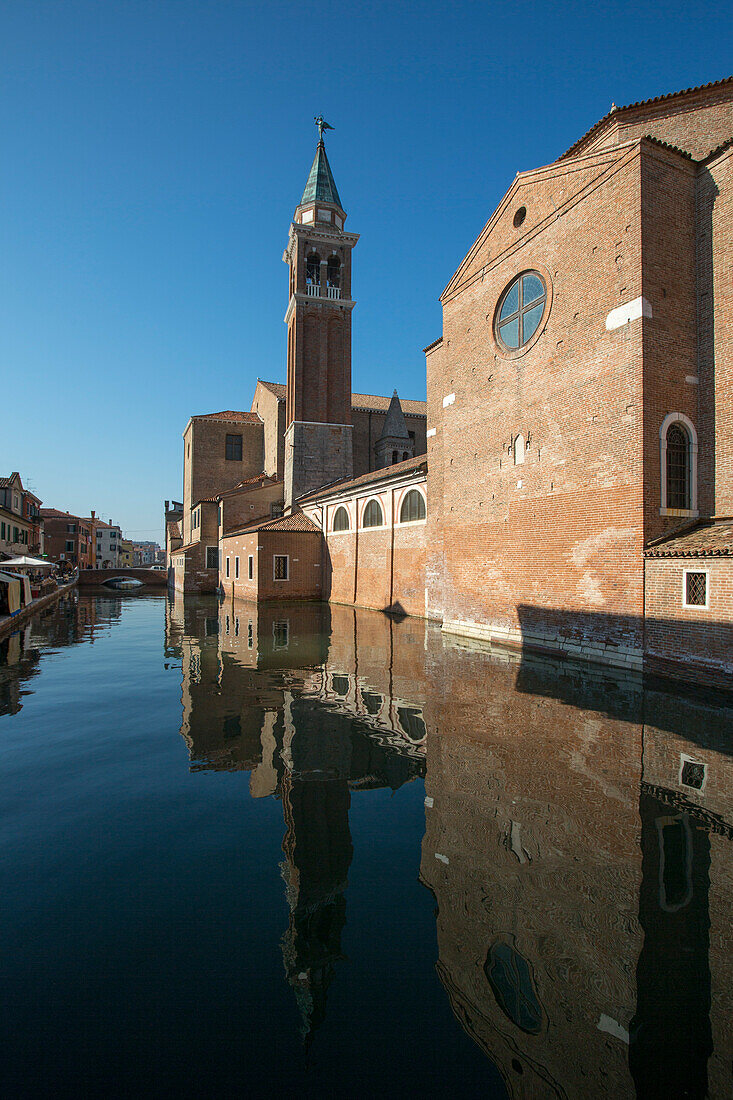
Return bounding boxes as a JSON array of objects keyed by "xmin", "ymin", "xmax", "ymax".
[{"xmin": 314, "ymin": 115, "xmax": 334, "ymax": 141}]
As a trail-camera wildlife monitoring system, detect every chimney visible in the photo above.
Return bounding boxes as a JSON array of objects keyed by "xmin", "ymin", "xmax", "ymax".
[
  {"xmin": 165, "ymin": 500, "xmax": 169, "ymax": 511},
  {"xmin": 91, "ymin": 510, "xmax": 96, "ymax": 520}
]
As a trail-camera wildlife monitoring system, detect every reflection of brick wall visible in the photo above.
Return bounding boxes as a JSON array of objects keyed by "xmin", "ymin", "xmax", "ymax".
[{"xmin": 421, "ymin": 639, "xmax": 645, "ymax": 1097}]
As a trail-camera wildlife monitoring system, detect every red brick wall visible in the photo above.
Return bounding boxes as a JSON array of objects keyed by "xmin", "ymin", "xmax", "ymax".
[
  {"xmin": 220, "ymin": 530, "xmax": 322, "ymax": 601},
  {"xmin": 315, "ymin": 482, "xmax": 428, "ymax": 617},
  {"xmin": 644, "ymin": 557, "xmax": 733, "ymax": 683},
  {"xmin": 221, "ymin": 482, "xmax": 283, "ymax": 535},
  {"xmin": 578, "ymin": 85, "xmax": 733, "ymax": 160},
  {"xmin": 352, "ymin": 409, "xmax": 427, "ymax": 476},
  {"xmin": 698, "ymin": 145, "xmax": 733, "ymax": 516},
  {"xmin": 431, "ymin": 145, "xmax": 647, "ymax": 655},
  {"xmin": 640, "ymin": 143, "xmax": 698, "ymax": 542}
]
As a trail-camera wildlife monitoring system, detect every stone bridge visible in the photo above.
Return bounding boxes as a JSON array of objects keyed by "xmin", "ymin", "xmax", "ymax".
[{"xmin": 78, "ymin": 568, "xmax": 168, "ymax": 588}]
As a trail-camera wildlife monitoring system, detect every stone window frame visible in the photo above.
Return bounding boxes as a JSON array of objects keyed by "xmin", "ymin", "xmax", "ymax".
[
  {"xmin": 660, "ymin": 412, "xmax": 698, "ymax": 517},
  {"xmin": 361, "ymin": 496, "xmax": 385, "ymax": 530},
  {"xmin": 235, "ymin": 556, "xmax": 239, "ymax": 580},
  {"xmin": 492, "ymin": 265, "xmax": 553, "ymax": 361},
  {"xmin": 682, "ymin": 567, "xmax": 708, "ymax": 610},
  {"xmin": 225, "ymin": 555, "xmax": 230, "ymax": 579},
  {"xmin": 248, "ymin": 555, "xmax": 254, "ymax": 580},
  {"xmin": 397, "ymin": 486, "xmax": 427, "ymax": 526},
  {"xmin": 331, "ymin": 504, "xmax": 351, "ymax": 534},
  {"xmin": 273, "ymin": 554, "xmax": 289, "ymax": 581}
]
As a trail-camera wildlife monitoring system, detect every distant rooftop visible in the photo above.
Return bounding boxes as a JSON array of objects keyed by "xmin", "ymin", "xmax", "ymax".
[{"xmin": 257, "ymin": 380, "xmax": 427, "ymax": 417}]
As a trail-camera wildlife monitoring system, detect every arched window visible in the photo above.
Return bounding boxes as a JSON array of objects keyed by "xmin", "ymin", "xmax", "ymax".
[
  {"xmin": 332, "ymin": 506, "xmax": 350, "ymax": 532},
  {"xmin": 392, "ymin": 450, "xmax": 398, "ymax": 465},
  {"xmin": 402, "ymin": 451, "xmax": 409, "ymax": 461},
  {"xmin": 326, "ymin": 254, "xmax": 340, "ymax": 289},
  {"xmin": 660, "ymin": 413, "xmax": 698, "ymax": 514},
  {"xmin": 666, "ymin": 423, "xmax": 690, "ymax": 509},
  {"xmin": 306, "ymin": 252, "xmax": 320, "ymax": 287},
  {"xmin": 400, "ymin": 489, "xmax": 426, "ymax": 523},
  {"xmin": 362, "ymin": 499, "xmax": 383, "ymax": 528},
  {"xmin": 513, "ymin": 434, "xmax": 525, "ymax": 465}
]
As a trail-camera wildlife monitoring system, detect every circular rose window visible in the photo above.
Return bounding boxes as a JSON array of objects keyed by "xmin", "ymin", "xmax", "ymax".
[{"xmin": 495, "ymin": 271, "xmax": 547, "ymax": 350}]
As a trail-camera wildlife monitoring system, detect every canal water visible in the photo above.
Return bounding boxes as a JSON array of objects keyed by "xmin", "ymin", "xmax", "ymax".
[{"xmin": 1, "ymin": 591, "xmax": 731, "ymax": 1099}]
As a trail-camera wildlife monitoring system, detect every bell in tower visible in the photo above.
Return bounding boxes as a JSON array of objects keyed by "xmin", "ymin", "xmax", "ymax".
[{"xmin": 282, "ymin": 118, "xmax": 359, "ymax": 509}]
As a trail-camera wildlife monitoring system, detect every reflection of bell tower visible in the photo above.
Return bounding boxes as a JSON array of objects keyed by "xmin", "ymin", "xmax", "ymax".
[
  {"xmin": 282, "ymin": 117, "xmax": 359, "ymax": 509},
  {"xmin": 280, "ymin": 776, "xmax": 353, "ymax": 1044}
]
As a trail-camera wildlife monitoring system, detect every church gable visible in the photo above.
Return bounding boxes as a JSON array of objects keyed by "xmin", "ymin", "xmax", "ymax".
[{"xmin": 442, "ymin": 145, "xmax": 630, "ymax": 303}]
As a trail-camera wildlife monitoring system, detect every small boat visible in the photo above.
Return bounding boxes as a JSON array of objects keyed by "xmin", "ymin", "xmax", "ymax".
[{"xmin": 102, "ymin": 576, "xmax": 144, "ymax": 591}]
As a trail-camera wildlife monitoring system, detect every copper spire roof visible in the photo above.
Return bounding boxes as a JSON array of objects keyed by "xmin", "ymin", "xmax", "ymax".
[{"xmin": 300, "ymin": 139, "xmax": 343, "ymax": 210}]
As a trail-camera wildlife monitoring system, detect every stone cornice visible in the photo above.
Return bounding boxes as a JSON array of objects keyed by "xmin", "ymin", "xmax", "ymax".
[
  {"xmin": 283, "ymin": 223, "xmax": 360, "ymax": 263},
  {"xmin": 284, "ymin": 293, "xmax": 356, "ymax": 324}
]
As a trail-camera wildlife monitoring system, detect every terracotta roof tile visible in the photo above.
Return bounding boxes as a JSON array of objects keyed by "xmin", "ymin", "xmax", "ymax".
[
  {"xmin": 644, "ymin": 520, "xmax": 733, "ymax": 557},
  {"xmin": 298, "ymin": 454, "xmax": 427, "ymax": 503},
  {"xmin": 560, "ymin": 76, "xmax": 733, "ymax": 160},
  {"xmin": 257, "ymin": 380, "xmax": 427, "ymax": 417},
  {"xmin": 223, "ymin": 511, "xmax": 321, "ymax": 538},
  {"xmin": 192, "ymin": 410, "xmax": 262, "ymax": 423}
]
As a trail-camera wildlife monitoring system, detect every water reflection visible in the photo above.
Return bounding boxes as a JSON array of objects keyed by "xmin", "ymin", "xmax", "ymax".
[
  {"xmin": 420, "ymin": 638, "xmax": 733, "ymax": 1099},
  {"xmin": 164, "ymin": 593, "xmax": 733, "ymax": 1097},
  {"xmin": 166, "ymin": 593, "xmax": 429, "ymax": 1044},
  {"xmin": 3, "ymin": 591, "xmax": 731, "ymax": 1097}
]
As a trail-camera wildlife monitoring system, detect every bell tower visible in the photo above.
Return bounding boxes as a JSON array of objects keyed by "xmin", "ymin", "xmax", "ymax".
[{"xmin": 283, "ymin": 118, "xmax": 359, "ymax": 509}]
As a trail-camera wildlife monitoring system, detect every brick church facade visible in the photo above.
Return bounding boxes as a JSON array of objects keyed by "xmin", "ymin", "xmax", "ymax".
[{"xmin": 168, "ymin": 80, "xmax": 733, "ymax": 687}]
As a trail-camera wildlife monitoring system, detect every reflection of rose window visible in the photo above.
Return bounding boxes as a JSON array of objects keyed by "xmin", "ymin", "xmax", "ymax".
[{"xmin": 484, "ymin": 939, "xmax": 543, "ymax": 1034}]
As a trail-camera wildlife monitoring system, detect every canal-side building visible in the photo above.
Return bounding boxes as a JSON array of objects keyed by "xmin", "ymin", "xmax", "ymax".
[
  {"xmin": 40, "ymin": 508, "xmax": 96, "ymax": 567},
  {"xmin": 170, "ymin": 79, "xmax": 733, "ymax": 687},
  {"xmin": 0, "ymin": 474, "xmax": 38, "ymax": 559},
  {"xmin": 90, "ymin": 514, "xmax": 122, "ymax": 569}
]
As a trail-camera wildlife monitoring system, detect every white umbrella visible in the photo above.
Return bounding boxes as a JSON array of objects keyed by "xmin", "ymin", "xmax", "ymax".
[{"xmin": 1, "ymin": 555, "xmax": 55, "ymax": 569}]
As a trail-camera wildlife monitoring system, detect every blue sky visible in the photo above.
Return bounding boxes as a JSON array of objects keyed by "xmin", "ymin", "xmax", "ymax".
[{"xmin": 0, "ymin": 0, "xmax": 729, "ymax": 542}]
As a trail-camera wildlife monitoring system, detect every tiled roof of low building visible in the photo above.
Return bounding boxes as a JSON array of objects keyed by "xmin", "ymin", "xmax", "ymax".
[
  {"xmin": 223, "ymin": 511, "xmax": 321, "ymax": 537},
  {"xmin": 644, "ymin": 520, "xmax": 733, "ymax": 557},
  {"xmin": 40, "ymin": 508, "xmax": 84, "ymax": 520},
  {"xmin": 257, "ymin": 380, "xmax": 427, "ymax": 416},
  {"xmin": 192, "ymin": 410, "xmax": 262, "ymax": 423},
  {"xmin": 192, "ymin": 474, "xmax": 279, "ymax": 508},
  {"xmin": 560, "ymin": 76, "xmax": 733, "ymax": 160},
  {"xmin": 298, "ymin": 453, "xmax": 427, "ymax": 504}
]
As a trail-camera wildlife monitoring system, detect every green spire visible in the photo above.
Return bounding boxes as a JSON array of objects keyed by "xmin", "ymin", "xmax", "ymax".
[{"xmin": 300, "ymin": 139, "xmax": 343, "ymax": 210}]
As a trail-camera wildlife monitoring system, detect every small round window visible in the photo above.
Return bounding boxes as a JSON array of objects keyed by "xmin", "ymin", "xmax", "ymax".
[{"xmin": 495, "ymin": 271, "xmax": 547, "ymax": 350}]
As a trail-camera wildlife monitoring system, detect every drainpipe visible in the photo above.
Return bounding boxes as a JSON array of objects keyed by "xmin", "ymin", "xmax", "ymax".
[
  {"xmin": 353, "ymin": 499, "xmax": 359, "ymax": 606},
  {"xmin": 389, "ymin": 487, "xmax": 396, "ymax": 611}
]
